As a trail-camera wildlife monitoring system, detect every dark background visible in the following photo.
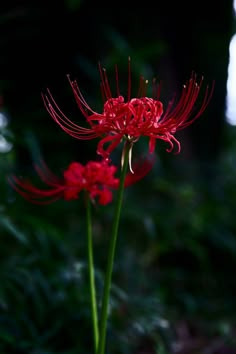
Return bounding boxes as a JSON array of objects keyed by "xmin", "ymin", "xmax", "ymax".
[{"xmin": 1, "ymin": 1, "xmax": 236, "ymax": 353}]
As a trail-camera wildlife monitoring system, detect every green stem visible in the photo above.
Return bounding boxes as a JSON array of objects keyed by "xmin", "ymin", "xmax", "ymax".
[
  {"xmin": 85, "ymin": 193, "xmax": 99, "ymax": 352},
  {"xmin": 97, "ymin": 143, "xmax": 130, "ymax": 354}
]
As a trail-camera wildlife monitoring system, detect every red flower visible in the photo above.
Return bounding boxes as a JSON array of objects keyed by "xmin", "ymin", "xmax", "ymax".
[
  {"xmin": 8, "ymin": 156, "xmax": 155, "ymax": 205},
  {"xmin": 42, "ymin": 59, "xmax": 214, "ymax": 159}
]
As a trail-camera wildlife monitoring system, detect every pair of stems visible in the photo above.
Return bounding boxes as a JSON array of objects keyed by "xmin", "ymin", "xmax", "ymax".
[{"xmin": 85, "ymin": 145, "xmax": 130, "ymax": 354}]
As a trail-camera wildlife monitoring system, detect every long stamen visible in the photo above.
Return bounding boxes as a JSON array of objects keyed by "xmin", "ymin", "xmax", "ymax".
[
  {"xmin": 127, "ymin": 56, "xmax": 131, "ymax": 101},
  {"xmin": 98, "ymin": 63, "xmax": 112, "ymax": 100},
  {"xmin": 152, "ymin": 78, "xmax": 162, "ymax": 99},
  {"xmin": 137, "ymin": 76, "xmax": 145, "ymax": 97},
  {"xmin": 115, "ymin": 64, "xmax": 120, "ymax": 97}
]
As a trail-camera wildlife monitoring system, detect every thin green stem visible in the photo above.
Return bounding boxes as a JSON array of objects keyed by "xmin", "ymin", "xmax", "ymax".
[
  {"xmin": 97, "ymin": 143, "xmax": 130, "ymax": 354},
  {"xmin": 85, "ymin": 193, "xmax": 99, "ymax": 352}
]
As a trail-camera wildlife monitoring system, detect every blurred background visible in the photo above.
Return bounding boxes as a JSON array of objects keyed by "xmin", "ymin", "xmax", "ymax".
[{"xmin": 1, "ymin": 0, "xmax": 236, "ymax": 353}]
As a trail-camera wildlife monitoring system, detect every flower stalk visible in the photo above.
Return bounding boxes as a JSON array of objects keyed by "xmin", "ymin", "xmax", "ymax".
[
  {"xmin": 97, "ymin": 141, "xmax": 130, "ymax": 354},
  {"xmin": 85, "ymin": 192, "xmax": 99, "ymax": 351}
]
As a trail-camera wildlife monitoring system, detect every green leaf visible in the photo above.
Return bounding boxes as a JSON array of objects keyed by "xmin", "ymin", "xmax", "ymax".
[{"xmin": 0, "ymin": 216, "xmax": 28, "ymax": 244}]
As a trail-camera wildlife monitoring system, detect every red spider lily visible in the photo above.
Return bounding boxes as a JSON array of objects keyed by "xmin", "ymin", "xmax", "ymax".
[
  {"xmin": 42, "ymin": 58, "xmax": 214, "ymax": 159},
  {"xmin": 8, "ymin": 156, "xmax": 155, "ymax": 205}
]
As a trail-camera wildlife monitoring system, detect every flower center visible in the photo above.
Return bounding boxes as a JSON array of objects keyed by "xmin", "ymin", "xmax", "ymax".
[{"xmin": 100, "ymin": 96, "xmax": 163, "ymax": 134}]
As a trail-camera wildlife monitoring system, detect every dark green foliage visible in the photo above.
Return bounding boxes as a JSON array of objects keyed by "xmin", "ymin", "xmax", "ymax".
[{"xmin": 2, "ymin": 125, "xmax": 236, "ymax": 353}]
